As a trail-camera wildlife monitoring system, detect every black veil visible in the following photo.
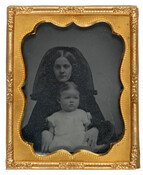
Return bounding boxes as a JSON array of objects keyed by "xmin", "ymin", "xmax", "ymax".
[{"xmin": 30, "ymin": 47, "xmax": 97, "ymax": 101}]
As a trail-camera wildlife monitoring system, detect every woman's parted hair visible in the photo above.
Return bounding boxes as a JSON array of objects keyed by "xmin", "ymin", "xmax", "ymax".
[{"xmin": 31, "ymin": 47, "xmax": 96, "ymax": 100}]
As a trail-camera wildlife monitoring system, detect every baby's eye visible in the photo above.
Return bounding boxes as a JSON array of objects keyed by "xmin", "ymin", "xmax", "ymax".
[
  {"xmin": 65, "ymin": 96, "xmax": 70, "ymax": 99},
  {"xmin": 74, "ymin": 96, "xmax": 79, "ymax": 99}
]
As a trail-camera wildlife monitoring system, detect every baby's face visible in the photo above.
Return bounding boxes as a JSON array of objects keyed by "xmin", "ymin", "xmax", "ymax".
[{"xmin": 59, "ymin": 88, "xmax": 79, "ymax": 112}]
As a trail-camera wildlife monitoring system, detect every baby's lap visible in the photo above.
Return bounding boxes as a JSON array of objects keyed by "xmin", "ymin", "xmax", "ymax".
[{"xmin": 53, "ymin": 133, "xmax": 84, "ymax": 142}]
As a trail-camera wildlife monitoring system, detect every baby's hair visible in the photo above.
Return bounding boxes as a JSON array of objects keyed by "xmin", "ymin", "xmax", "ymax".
[{"xmin": 58, "ymin": 81, "xmax": 79, "ymax": 99}]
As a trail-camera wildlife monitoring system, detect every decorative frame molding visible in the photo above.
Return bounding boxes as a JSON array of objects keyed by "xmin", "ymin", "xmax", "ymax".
[{"xmin": 6, "ymin": 6, "xmax": 139, "ymax": 169}]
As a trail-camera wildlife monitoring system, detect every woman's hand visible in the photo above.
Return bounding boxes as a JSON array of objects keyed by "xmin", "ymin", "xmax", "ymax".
[
  {"xmin": 84, "ymin": 127, "xmax": 110, "ymax": 153},
  {"xmin": 41, "ymin": 130, "xmax": 53, "ymax": 153},
  {"xmin": 84, "ymin": 127, "xmax": 99, "ymax": 149}
]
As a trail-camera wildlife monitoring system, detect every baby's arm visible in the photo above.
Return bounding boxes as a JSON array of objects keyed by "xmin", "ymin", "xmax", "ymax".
[
  {"xmin": 47, "ymin": 121, "xmax": 54, "ymax": 135},
  {"xmin": 81, "ymin": 111, "xmax": 92, "ymax": 131},
  {"xmin": 84, "ymin": 112, "xmax": 92, "ymax": 131}
]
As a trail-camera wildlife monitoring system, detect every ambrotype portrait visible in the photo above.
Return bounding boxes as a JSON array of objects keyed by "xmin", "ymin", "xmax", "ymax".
[
  {"xmin": 21, "ymin": 22, "xmax": 124, "ymax": 154},
  {"xmin": 6, "ymin": 6, "xmax": 139, "ymax": 169}
]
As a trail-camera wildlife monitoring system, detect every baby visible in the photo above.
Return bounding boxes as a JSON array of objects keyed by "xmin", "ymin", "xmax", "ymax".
[{"xmin": 46, "ymin": 82, "xmax": 101, "ymax": 152}]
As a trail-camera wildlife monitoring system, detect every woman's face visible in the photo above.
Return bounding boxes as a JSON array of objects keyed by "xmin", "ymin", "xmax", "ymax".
[{"xmin": 53, "ymin": 57, "xmax": 72, "ymax": 82}]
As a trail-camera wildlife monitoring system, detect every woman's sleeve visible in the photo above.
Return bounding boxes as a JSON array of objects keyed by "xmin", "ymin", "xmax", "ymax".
[
  {"xmin": 80, "ymin": 93, "xmax": 105, "ymax": 126},
  {"xmin": 21, "ymin": 102, "xmax": 49, "ymax": 151},
  {"xmin": 22, "ymin": 96, "xmax": 60, "ymax": 152}
]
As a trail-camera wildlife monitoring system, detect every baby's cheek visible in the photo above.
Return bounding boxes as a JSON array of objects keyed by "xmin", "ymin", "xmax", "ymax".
[
  {"xmin": 76, "ymin": 100, "xmax": 80, "ymax": 106},
  {"xmin": 62, "ymin": 101, "xmax": 69, "ymax": 108},
  {"xmin": 63, "ymin": 100, "xmax": 69, "ymax": 105}
]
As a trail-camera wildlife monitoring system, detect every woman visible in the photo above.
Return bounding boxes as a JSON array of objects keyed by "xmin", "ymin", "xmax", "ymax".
[{"xmin": 22, "ymin": 47, "xmax": 115, "ymax": 153}]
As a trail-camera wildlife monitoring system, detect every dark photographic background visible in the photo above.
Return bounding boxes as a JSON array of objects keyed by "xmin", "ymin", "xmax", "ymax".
[{"xmin": 22, "ymin": 22, "xmax": 124, "ymax": 139}]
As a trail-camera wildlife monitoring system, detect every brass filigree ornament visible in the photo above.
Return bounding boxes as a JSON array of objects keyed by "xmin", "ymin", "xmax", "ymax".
[
  {"xmin": 6, "ymin": 72, "xmax": 13, "ymax": 103},
  {"xmin": 6, "ymin": 6, "xmax": 139, "ymax": 169},
  {"xmin": 132, "ymin": 74, "xmax": 138, "ymax": 103}
]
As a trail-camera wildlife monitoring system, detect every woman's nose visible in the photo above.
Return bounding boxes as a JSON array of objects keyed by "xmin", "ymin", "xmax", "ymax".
[{"xmin": 60, "ymin": 66, "xmax": 65, "ymax": 73}]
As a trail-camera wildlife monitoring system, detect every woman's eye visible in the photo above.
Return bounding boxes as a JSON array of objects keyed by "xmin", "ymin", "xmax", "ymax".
[
  {"xmin": 54, "ymin": 65, "xmax": 60, "ymax": 69},
  {"xmin": 63, "ymin": 64, "xmax": 70, "ymax": 69}
]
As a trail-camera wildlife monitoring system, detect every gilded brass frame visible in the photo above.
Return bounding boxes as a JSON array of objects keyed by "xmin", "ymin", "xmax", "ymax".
[{"xmin": 6, "ymin": 6, "xmax": 139, "ymax": 169}]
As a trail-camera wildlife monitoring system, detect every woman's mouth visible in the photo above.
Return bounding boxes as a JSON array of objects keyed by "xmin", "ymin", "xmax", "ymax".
[
  {"xmin": 59, "ymin": 75, "xmax": 66, "ymax": 78},
  {"xmin": 69, "ymin": 104, "xmax": 74, "ymax": 107}
]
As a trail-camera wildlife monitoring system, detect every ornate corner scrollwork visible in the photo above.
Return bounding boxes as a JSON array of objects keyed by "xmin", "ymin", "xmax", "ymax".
[
  {"xmin": 15, "ymin": 6, "xmax": 33, "ymax": 14},
  {"xmin": 7, "ymin": 72, "xmax": 13, "ymax": 103},
  {"xmin": 7, "ymin": 6, "xmax": 33, "ymax": 32},
  {"xmin": 14, "ymin": 162, "xmax": 33, "ymax": 169},
  {"xmin": 130, "ymin": 145, "xmax": 138, "ymax": 168},
  {"xmin": 111, "ymin": 145, "xmax": 138, "ymax": 169},
  {"xmin": 58, "ymin": 7, "xmax": 85, "ymax": 13},
  {"xmin": 131, "ymin": 74, "xmax": 138, "ymax": 103},
  {"xmin": 111, "ymin": 162, "xmax": 130, "ymax": 169},
  {"xmin": 7, "ymin": 7, "xmax": 16, "ymax": 32}
]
